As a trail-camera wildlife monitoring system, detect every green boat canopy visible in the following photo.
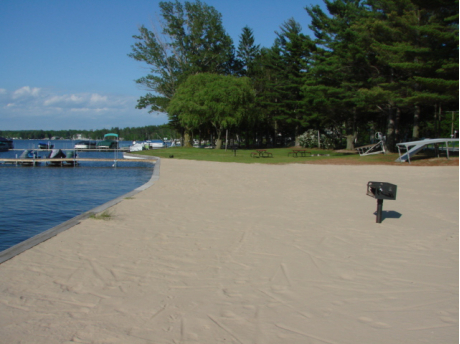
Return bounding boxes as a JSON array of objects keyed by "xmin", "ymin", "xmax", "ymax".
[{"xmin": 104, "ymin": 133, "xmax": 118, "ymax": 139}]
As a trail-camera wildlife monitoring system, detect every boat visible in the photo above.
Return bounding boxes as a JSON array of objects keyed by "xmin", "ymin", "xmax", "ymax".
[
  {"xmin": 0, "ymin": 137, "xmax": 13, "ymax": 149},
  {"xmin": 129, "ymin": 141, "xmax": 147, "ymax": 152},
  {"xmin": 44, "ymin": 149, "xmax": 79, "ymax": 167},
  {"xmin": 96, "ymin": 133, "xmax": 119, "ymax": 149},
  {"xmin": 74, "ymin": 140, "xmax": 97, "ymax": 149},
  {"xmin": 38, "ymin": 142, "xmax": 54, "ymax": 149},
  {"xmin": 47, "ymin": 149, "xmax": 67, "ymax": 166},
  {"xmin": 63, "ymin": 150, "xmax": 79, "ymax": 166},
  {"xmin": 49, "ymin": 149, "xmax": 79, "ymax": 166},
  {"xmin": 123, "ymin": 152, "xmax": 147, "ymax": 160},
  {"xmin": 0, "ymin": 142, "xmax": 8, "ymax": 152},
  {"xmin": 145, "ymin": 139, "xmax": 165, "ymax": 149},
  {"xmin": 18, "ymin": 149, "xmax": 42, "ymax": 166},
  {"xmin": 96, "ymin": 140, "xmax": 118, "ymax": 149}
]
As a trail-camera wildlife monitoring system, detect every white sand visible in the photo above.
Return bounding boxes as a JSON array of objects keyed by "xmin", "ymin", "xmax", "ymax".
[{"xmin": 0, "ymin": 160, "xmax": 458, "ymax": 344}]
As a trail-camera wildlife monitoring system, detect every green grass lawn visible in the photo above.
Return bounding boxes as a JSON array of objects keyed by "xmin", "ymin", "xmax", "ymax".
[
  {"xmin": 130, "ymin": 145, "xmax": 459, "ymax": 166},
  {"xmin": 132, "ymin": 146, "xmax": 406, "ymax": 164}
]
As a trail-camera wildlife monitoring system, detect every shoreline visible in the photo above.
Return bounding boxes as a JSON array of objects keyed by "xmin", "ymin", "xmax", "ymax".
[
  {"xmin": 0, "ymin": 160, "xmax": 457, "ymax": 343},
  {"xmin": 0, "ymin": 155, "xmax": 160, "ymax": 264}
]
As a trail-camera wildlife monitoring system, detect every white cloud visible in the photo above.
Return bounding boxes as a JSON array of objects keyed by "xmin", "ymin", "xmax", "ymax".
[
  {"xmin": 43, "ymin": 94, "xmax": 85, "ymax": 107},
  {"xmin": 12, "ymin": 86, "xmax": 41, "ymax": 99},
  {"xmin": 90, "ymin": 93, "xmax": 108, "ymax": 104},
  {"xmin": 1, "ymin": 86, "xmax": 169, "ymax": 130}
]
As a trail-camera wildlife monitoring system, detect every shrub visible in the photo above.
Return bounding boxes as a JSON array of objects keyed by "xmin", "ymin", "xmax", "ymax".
[{"xmin": 298, "ymin": 129, "xmax": 336, "ymax": 149}]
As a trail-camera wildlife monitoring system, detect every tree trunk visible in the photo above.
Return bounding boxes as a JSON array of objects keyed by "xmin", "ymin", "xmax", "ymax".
[
  {"xmin": 345, "ymin": 110, "xmax": 358, "ymax": 150},
  {"xmin": 434, "ymin": 104, "xmax": 441, "ymax": 138},
  {"xmin": 413, "ymin": 105, "xmax": 420, "ymax": 139},
  {"xmin": 294, "ymin": 121, "xmax": 300, "ymax": 147},
  {"xmin": 346, "ymin": 135, "xmax": 354, "ymax": 150},
  {"xmin": 184, "ymin": 129, "xmax": 193, "ymax": 148},
  {"xmin": 215, "ymin": 129, "xmax": 222, "ymax": 149},
  {"xmin": 180, "ymin": 129, "xmax": 185, "ymax": 147},
  {"xmin": 386, "ymin": 106, "xmax": 395, "ymax": 152},
  {"xmin": 395, "ymin": 107, "xmax": 401, "ymax": 144}
]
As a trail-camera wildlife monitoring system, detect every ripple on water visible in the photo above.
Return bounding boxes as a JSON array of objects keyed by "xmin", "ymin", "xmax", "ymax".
[{"xmin": 0, "ymin": 160, "xmax": 154, "ymax": 252}]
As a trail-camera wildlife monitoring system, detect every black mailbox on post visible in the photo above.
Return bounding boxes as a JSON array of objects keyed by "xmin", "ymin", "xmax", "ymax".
[{"xmin": 367, "ymin": 181, "xmax": 397, "ymax": 223}]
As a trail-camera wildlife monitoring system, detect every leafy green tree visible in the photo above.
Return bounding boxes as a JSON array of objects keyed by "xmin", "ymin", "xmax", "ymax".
[
  {"xmin": 129, "ymin": 0, "xmax": 235, "ymax": 141},
  {"xmin": 168, "ymin": 73, "xmax": 255, "ymax": 149}
]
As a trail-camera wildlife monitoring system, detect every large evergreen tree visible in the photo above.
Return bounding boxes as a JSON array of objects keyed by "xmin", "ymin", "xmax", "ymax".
[
  {"xmin": 255, "ymin": 19, "xmax": 314, "ymax": 146},
  {"xmin": 304, "ymin": 0, "xmax": 458, "ymax": 150},
  {"xmin": 276, "ymin": 19, "xmax": 315, "ymax": 144},
  {"xmin": 236, "ymin": 26, "xmax": 261, "ymax": 77},
  {"xmin": 304, "ymin": 0, "xmax": 378, "ymax": 149}
]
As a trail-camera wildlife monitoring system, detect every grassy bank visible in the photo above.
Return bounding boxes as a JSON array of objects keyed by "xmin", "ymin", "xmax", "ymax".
[{"xmin": 132, "ymin": 146, "xmax": 459, "ymax": 166}]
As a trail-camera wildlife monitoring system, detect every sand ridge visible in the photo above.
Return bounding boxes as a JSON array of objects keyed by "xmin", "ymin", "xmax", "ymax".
[{"xmin": 0, "ymin": 160, "xmax": 458, "ymax": 343}]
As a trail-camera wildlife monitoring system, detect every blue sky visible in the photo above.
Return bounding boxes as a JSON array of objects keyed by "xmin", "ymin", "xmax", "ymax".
[{"xmin": 1, "ymin": 0, "xmax": 325, "ymax": 130}]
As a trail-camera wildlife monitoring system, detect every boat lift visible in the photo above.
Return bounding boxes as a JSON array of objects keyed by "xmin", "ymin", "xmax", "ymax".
[
  {"xmin": 356, "ymin": 133, "xmax": 386, "ymax": 156},
  {"xmin": 395, "ymin": 138, "xmax": 459, "ymax": 163},
  {"xmin": 103, "ymin": 133, "xmax": 119, "ymax": 167}
]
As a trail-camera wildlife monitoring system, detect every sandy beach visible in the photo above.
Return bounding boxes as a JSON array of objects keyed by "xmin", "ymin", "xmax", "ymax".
[{"xmin": 0, "ymin": 159, "xmax": 458, "ymax": 344}]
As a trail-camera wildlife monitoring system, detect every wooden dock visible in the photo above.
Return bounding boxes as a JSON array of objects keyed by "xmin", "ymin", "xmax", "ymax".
[
  {"xmin": 9, "ymin": 148, "xmax": 130, "ymax": 152},
  {"xmin": 0, "ymin": 158, "xmax": 156, "ymax": 166}
]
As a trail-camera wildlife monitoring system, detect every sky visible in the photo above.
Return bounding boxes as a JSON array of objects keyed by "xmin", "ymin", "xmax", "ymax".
[{"xmin": 1, "ymin": 0, "xmax": 326, "ymax": 131}]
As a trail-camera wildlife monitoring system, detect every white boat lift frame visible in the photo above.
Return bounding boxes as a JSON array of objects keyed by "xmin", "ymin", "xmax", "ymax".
[
  {"xmin": 396, "ymin": 138, "xmax": 459, "ymax": 163},
  {"xmin": 356, "ymin": 132, "xmax": 386, "ymax": 156},
  {"xmin": 356, "ymin": 140, "xmax": 386, "ymax": 156}
]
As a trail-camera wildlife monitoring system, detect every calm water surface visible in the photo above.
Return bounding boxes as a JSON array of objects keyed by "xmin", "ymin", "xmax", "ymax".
[{"xmin": 0, "ymin": 140, "xmax": 155, "ymax": 252}]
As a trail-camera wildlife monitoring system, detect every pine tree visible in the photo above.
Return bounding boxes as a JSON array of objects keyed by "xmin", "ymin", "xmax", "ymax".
[
  {"xmin": 304, "ymin": 0, "xmax": 378, "ymax": 149},
  {"xmin": 236, "ymin": 26, "xmax": 261, "ymax": 77},
  {"xmin": 275, "ymin": 19, "xmax": 315, "ymax": 144},
  {"xmin": 367, "ymin": 0, "xmax": 459, "ymax": 140}
]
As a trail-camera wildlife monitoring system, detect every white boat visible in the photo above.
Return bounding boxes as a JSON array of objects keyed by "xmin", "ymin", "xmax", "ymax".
[
  {"xmin": 96, "ymin": 133, "xmax": 119, "ymax": 149},
  {"xmin": 74, "ymin": 140, "xmax": 97, "ymax": 149},
  {"xmin": 123, "ymin": 152, "xmax": 147, "ymax": 160},
  {"xmin": 145, "ymin": 139, "xmax": 165, "ymax": 149},
  {"xmin": 129, "ymin": 141, "xmax": 147, "ymax": 152}
]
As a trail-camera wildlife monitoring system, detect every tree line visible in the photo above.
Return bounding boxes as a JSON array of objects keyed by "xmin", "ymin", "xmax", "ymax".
[
  {"xmin": 130, "ymin": 0, "xmax": 458, "ymax": 150},
  {"xmin": 0, "ymin": 124, "xmax": 176, "ymax": 141}
]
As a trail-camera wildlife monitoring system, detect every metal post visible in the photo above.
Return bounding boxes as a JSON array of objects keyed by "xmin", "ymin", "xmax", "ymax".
[
  {"xmin": 376, "ymin": 199, "xmax": 383, "ymax": 223},
  {"xmin": 406, "ymin": 144, "xmax": 411, "ymax": 164}
]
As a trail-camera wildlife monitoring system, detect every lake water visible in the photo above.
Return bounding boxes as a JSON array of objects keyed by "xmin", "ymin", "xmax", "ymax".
[{"xmin": 0, "ymin": 140, "xmax": 155, "ymax": 252}]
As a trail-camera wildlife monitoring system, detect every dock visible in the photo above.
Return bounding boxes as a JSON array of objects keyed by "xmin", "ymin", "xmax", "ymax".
[
  {"xmin": 9, "ymin": 148, "xmax": 130, "ymax": 152},
  {"xmin": 0, "ymin": 157, "xmax": 157, "ymax": 166}
]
